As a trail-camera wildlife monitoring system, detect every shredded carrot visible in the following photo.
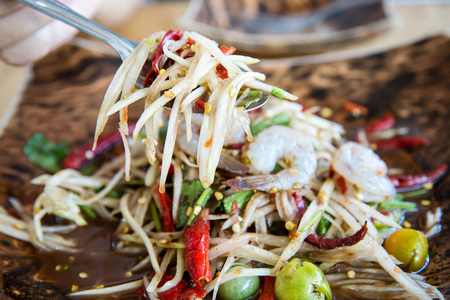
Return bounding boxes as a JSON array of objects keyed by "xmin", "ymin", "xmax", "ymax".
[
  {"xmin": 121, "ymin": 107, "xmax": 128, "ymax": 122},
  {"xmin": 204, "ymin": 138, "xmax": 213, "ymax": 147}
]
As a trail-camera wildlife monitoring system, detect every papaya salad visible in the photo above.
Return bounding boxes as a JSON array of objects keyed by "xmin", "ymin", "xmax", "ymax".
[{"xmin": 0, "ymin": 30, "xmax": 447, "ymax": 299}]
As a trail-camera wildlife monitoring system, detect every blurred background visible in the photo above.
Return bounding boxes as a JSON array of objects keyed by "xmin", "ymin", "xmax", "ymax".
[{"xmin": 1, "ymin": 0, "xmax": 450, "ymax": 129}]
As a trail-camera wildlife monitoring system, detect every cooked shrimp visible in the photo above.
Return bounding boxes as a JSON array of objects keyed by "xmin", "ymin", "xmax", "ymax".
[
  {"xmin": 333, "ymin": 142, "xmax": 396, "ymax": 201},
  {"xmin": 226, "ymin": 126, "xmax": 317, "ymax": 192}
]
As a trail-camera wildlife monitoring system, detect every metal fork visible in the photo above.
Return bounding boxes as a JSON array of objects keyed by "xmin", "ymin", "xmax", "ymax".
[
  {"xmin": 17, "ymin": 0, "xmax": 270, "ymax": 112},
  {"xmin": 17, "ymin": 0, "xmax": 137, "ymax": 60}
]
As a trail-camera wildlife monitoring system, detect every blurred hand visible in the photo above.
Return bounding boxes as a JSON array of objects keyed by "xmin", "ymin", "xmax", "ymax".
[{"xmin": 0, "ymin": 0, "xmax": 103, "ymax": 65}]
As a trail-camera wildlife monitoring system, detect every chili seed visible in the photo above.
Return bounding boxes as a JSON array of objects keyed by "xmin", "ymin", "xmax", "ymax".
[
  {"xmin": 285, "ymin": 221, "xmax": 296, "ymax": 231},
  {"xmin": 420, "ymin": 199, "xmax": 431, "ymax": 206}
]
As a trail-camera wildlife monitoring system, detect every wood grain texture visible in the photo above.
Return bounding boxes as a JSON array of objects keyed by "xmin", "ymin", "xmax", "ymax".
[{"xmin": 0, "ymin": 36, "xmax": 449, "ymax": 298}]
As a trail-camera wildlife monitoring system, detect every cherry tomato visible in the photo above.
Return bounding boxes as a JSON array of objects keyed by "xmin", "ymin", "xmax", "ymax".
[{"xmin": 275, "ymin": 259, "xmax": 332, "ymax": 300}]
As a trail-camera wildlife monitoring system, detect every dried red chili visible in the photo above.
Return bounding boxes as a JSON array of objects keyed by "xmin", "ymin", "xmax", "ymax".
[
  {"xmin": 389, "ymin": 164, "xmax": 447, "ymax": 190},
  {"xmin": 157, "ymin": 273, "xmax": 186, "ymax": 300},
  {"xmin": 371, "ymin": 136, "xmax": 429, "ymax": 150},
  {"xmin": 184, "ymin": 210, "xmax": 212, "ymax": 287},
  {"xmin": 305, "ymin": 222, "xmax": 368, "ymax": 249},
  {"xmin": 215, "ymin": 64, "xmax": 229, "ymax": 79},
  {"xmin": 257, "ymin": 276, "xmax": 276, "ymax": 300},
  {"xmin": 365, "ymin": 112, "xmax": 395, "ymax": 133},
  {"xmin": 158, "ymin": 189, "xmax": 175, "ymax": 232},
  {"xmin": 62, "ymin": 124, "xmax": 136, "ymax": 170},
  {"xmin": 177, "ymin": 286, "xmax": 207, "ymax": 300},
  {"xmin": 214, "ymin": 45, "xmax": 236, "ymax": 80},
  {"xmin": 293, "ymin": 192, "xmax": 305, "ymax": 221},
  {"xmin": 145, "ymin": 29, "xmax": 184, "ymax": 86},
  {"xmin": 193, "ymin": 99, "xmax": 206, "ymax": 112}
]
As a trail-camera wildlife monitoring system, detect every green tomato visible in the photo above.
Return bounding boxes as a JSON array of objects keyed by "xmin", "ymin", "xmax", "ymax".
[
  {"xmin": 275, "ymin": 259, "xmax": 332, "ymax": 300},
  {"xmin": 383, "ymin": 228, "xmax": 429, "ymax": 272},
  {"xmin": 218, "ymin": 264, "xmax": 260, "ymax": 300}
]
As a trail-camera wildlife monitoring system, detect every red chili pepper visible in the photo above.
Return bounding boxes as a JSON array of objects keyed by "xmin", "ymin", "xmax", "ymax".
[
  {"xmin": 219, "ymin": 45, "xmax": 236, "ymax": 55},
  {"xmin": 365, "ymin": 112, "xmax": 395, "ymax": 133},
  {"xmin": 305, "ymin": 222, "xmax": 368, "ymax": 249},
  {"xmin": 293, "ymin": 192, "xmax": 305, "ymax": 221},
  {"xmin": 194, "ymin": 99, "xmax": 206, "ymax": 112},
  {"xmin": 159, "ymin": 164, "xmax": 174, "ymax": 175},
  {"xmin": 62, "ymin": 124, "xmax": 136, "ymax": 170},
  {"xmin": 186, "ymin": 37, "xmax": 196, "ymax": 46},
  {"xmin": 257, "ymin": 276, "xmax": 276, "ymax": 300},
  {"xmin": 215, "ymin": 64, "xmax": 229, "ymax": 79},
  {"xmin": 371, "ymin": 136, "xmax": 429, "ymax": 150},
  {"xmin": 177, "ymin": 286, "xmax": 207, "ymax": 300},
  {"xmin": 158, "ymin": 189, "xmax": 175, "ymax": 232},
  {"xmin": 145, "ymin": 29, "xmax": 184, "ymax": 86},
  {"xmin": 328, "ymin": 165, "xmax": 335, "ymax": 178},
  {"xmin": 157, "ymin": 273, "xmax": 187, "ymax": 300},
  {"xmin": 184, "ymin": 210, "xmax": 212, "ymax": 287},
  {"xmin": 213, "ymin": 45, "xmax": 235, "ymax": 80},
  {"xmin": 133, "ymin": 287, "xmax": 145, "ymax": 297},
  {"xmin": 336, "ymin": 176, "xmax": 347, "ymax": 194},
  {"xmin": 389, "ymin": 164, "xmax": 447, "ymax": 190},
  {"xmin": 152, "ymin": 29, "xmax": 183, "ymax": 73}
]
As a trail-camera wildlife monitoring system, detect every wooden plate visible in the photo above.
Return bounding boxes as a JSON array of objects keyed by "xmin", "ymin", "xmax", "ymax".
[{"xmin": 0, "ymin": 35, "xmax": 448, "ymax": 299}]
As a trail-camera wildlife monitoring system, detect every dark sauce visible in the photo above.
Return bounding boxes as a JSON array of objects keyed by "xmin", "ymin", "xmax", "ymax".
[{"xmin": 35, "ymin": 219, "xmax": 146, "ymax": 298}]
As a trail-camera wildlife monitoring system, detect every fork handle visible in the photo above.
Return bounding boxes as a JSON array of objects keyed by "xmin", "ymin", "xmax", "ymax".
[{"xmin": 17, "ymin": 0, "xmax": 137, "ymax": 60}]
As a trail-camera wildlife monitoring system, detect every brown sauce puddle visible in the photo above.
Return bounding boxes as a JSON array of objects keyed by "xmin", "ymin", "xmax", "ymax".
[{"xmin": 35, "ymin": 219, "xmax": 146, "ymax": 298}]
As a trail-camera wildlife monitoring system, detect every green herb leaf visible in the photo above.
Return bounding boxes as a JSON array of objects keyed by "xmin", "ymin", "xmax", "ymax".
[{"xmin": 23, "ymin": 133, "xmax": 68, "ymax": 173}]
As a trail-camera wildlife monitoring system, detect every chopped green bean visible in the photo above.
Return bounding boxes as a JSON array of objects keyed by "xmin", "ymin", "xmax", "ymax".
[
  {"xmin": 176, "ymin": 180, "xmax": 204, "ymax": 228},
  {"xmin": 150, "ymin": 200, "xmax": 162, "ymax": 232},
  {"xmin": 378, "ymin": 200, "xmax": 417, "ymax": 211},
  {"xmin": 315, "ymin": 217, "xmax": 331, "ymax": 236},
  {"xmin": 250, "ymin": 113, "xmax": 290, "ymax": 136},
  {"xmin": 271, "ymin": 87, "xmax": 285, "ymax": 99},
  {"xmin": 186, "ymin": 187, "xmax": 214, "ymax": 226},
  {"xmin": 79, "ymin": 205, "xmax": 96, "ymax": 219},
  {"xmin": 221, "ymin": 191, "xmax": 255, "ymax": 214}
]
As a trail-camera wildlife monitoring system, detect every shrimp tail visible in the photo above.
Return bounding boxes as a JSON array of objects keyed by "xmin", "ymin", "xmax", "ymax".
[
  {"xmin": 225, "ymin": 175, "xmax": 278, "ymax": 192},
  {"xmin": 218, "ymin": 152, "xmax": 252, "ymax": 175}
]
